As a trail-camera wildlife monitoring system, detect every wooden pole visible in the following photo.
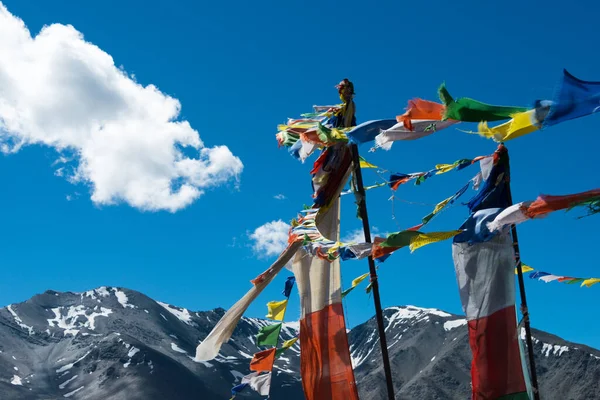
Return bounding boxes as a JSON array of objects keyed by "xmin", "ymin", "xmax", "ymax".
[
  {"xmin": 336, "ymin": 78, "xmax": 394, "ymax": 399},
  {"xmin": 504, "ymin": 145, "xmax": 541, "ymax": 400},
  {"xmin": 349, "ymin": 143, "xmax": 396, "ymax": 400}
]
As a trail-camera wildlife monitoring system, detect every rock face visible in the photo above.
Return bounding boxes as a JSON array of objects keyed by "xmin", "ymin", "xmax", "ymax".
[{"xmin": 0, "ymin": 288, "xmax": 598, "ymax": 399}]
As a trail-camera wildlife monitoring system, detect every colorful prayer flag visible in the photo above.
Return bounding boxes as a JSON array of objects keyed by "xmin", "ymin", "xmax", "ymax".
[
  {"xmin": 409, "ymin": 230, "xmax": 462, "ymax": 252},
  {"xmin": 283, "ymin": 276, "xmax": 296, "ymax": 298},
  {"xmin": 543, "ymin": 69, "xmax": 600, "ymax": 127},
  {"xmin": 249, "ymin": 348, "xmax": 276, "ymax": 372},
  {"xmin": 341, "ymin": 273, "xmax": 369, "ymax": 298},
  {"xmin": 266, "ymin": 300, "xmax": 288, "ymax": 321},
  {"xmin": 453, "ymin": 231, "xmax": 529, "ymax": 399},
  {"xmin": 256, "ymin": 323, "xmax": 283, "ymax": 347},
  {"xmin": 439, "ymin": 83, "xmax": 528, "ymax": 122},
  {"xmin": 275, "ymin": 337, "xmax": 299, "ymax": 357}
]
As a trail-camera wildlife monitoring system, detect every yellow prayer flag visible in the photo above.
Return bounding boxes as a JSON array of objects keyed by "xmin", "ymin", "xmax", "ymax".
[
  {"xmin": 281, "ymin": 337, "xmax": 298, "ymax": 349},
  {"xmin": 351, "ymin": 273, "xmax": 369, "ymax": 288},
  {"xmin": 477, "ymin": 110, "xmax": 538, "ymax": 142},
  {"xmin": 435, "ymin": 162, "xmax": 459, "ymax": 174},
  {"xmin": 409, "ymin": 230, "xmax": 462, "ymax": 252},
  {"xmin": 515, "ymin": 264, "xmax": 534, "ymax": 275},
  {"xmin": 432, "ymin": 196, "xmax": 452, "ymax": 215},
  {"xmin": 266, "ymin": 299, "xmax": 288, "ymax": 321},
  {"xmin": 359, "ymin": 159, "xmax": 378, "ymax": 169},
  {"xmin": 581, "ymin": 278, "xmax": 600, "ymax": 288}
]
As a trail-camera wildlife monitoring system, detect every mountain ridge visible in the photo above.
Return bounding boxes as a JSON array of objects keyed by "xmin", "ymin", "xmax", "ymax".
[{"xmin": 0, "ymin": 286, "xmax": 598, "ymax": 399}]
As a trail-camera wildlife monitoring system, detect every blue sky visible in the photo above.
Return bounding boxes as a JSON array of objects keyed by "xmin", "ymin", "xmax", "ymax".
[{"xmin": 1, "ymin": 0, "xmax": 599, "ymax": 349}]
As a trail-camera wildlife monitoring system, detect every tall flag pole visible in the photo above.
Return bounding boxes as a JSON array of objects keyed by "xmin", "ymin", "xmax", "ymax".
[
  {"xmin": 504, "ymin": 146, "xmax": 541, "ymax": 400},
  {"xmin": 338, "ymin": 78, "xmax": 396, "ymax": 400}
]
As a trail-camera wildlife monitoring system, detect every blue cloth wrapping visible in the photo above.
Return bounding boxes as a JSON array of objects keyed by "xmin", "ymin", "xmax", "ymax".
[
  {"xmin": 282, "ymin": 276, "xmax": 296, "ymax": 298},
  {"xmin": 466, "ymin": 150, "xmax": 510, "ymax": 213},
  {"xmin": 453, "ymin": 208, "xmax": 503, "ymax": 244},
  {"xmin": 231, "ymin": 383, "xmax": 248, "ymax": 396},
  {"xmin": 346, "ymin": 119, "xmax": 397, "ymax": 144},
  {"xmin": 339, "ymin": 247, "xmax": 357, "ymax": 261},
  {"xmin": 543, "ymin": 69, "xmax": 600, "ymax": 127}
]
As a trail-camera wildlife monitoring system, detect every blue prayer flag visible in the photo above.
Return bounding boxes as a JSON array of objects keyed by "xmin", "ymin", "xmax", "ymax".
[
  {"xmin": 282, "ymin": 276, "xmax": 296, "ymax": 298},
  {"xmin": 544, "ymin": 69, "xmax": 600, "ymax": 127}
]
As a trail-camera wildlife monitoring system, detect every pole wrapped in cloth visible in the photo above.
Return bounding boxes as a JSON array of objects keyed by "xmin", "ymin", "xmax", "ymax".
[
  {"xmin": 452, "ymin": 220, "xmax": 529, "ymax": 399},
  {"xmin": 292, "ymin": 195, "xmax": 359, "ymax": 400}
]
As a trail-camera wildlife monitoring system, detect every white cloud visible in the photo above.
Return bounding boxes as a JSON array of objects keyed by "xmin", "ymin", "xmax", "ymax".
[
  {"xmin": 342, "ymin": 227, "xmax": 381, "ymax": 244},
  {"xmin": 0, "ymin": 3, "xmax": 243, "ymax": 212},
  {"xmin": 249, "ymin": 220, "xmax": 290, "ymax": 257},
  {"xmin": 273, "ymin": 194, "xmax": 286, "ymax": 200}
]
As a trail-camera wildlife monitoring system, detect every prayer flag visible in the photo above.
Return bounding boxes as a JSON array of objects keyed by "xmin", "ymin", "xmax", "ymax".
[
  {"xmin": 266, "ymin": 300, "xmax": 288, "ymax": 321},
  {"xmin": 292, "ymin": 197, "xmax": 359, "ymax": 400},
  {"xmin": 249, "ymin": 348, "xmax": 276, "ymax": 372},
  {"xmin": 515, "ymin": 264, "xmax": 534, "ymax": 275},
  {"xmin": 256, "ymin": 323, "xmax": 282, "ymax": 347},
  {"xmin": 544, "ymin": 69, "xmax": 600, "ymax": 127},
  {"xmin": 452, "ymin": 231, "xmax": 528, "ymax": 399},
  {"xmin": 275, "ymin": 337, "xmax": 299, "ymax": 357},
  {"xmin": 439, "ymin": 83, "xmax": 527, "ymax": 122},
  {"xmin": 477, "ymin": 110, "xmax": 539, "ymax": 142},
  {"xmin": 341, "ymin": 273, "xmax": 369, "ymax": 298},
  {"xmin": 409, "ymin": 230, "xmax": 462, "ymax": 252},
  {"xmin": 242, "ymin": 372, "xmax": 272, "ymax": 396},
  {"xmin": 283, "ymin": 276, "xmax": 296, "ymax": 298}
]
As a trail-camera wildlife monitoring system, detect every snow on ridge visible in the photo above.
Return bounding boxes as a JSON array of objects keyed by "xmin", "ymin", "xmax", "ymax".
[
  {"xmin": 157, "ymin": 301, "xmax": 193, "ymax": 325},
  {"xmin": 171, "ymin": 343, "xmax": 187, "ymax": 354},
  {"xmin": 7, "ymin": 305, "xmax": 35, "ymax": 335},
  {"xmin": 112, "ymin": 288, "xmax": 135, "ymax": 309},
  {"xmin": 443, "ymin": 319, "xmax": 467, "ymax": 331},
  {"xmin": 10, "ymin": 375, "xmax": 22, "ymax": 385},
  {"xmin": 542, "ymin": 343, "xmax": 569, "ymax": 357}
]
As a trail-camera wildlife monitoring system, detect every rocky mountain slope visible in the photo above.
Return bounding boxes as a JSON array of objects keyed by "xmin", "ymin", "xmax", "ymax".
[{"xmin": 0, "ymin": 287, "xmax": 598, "ymax": 399}]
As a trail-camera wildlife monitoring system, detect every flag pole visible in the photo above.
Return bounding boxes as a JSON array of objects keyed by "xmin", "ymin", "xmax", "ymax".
[
  {"xmin": 504, "ymin": 144, "xmax": 541, "ymax": 400},
  {"xmin": 336, "ymin": 78, "xmax": 395, "ymax": 400},
  {"xmin": 349, "ymin": 143, "xmax": 395, "ymax": 400}
]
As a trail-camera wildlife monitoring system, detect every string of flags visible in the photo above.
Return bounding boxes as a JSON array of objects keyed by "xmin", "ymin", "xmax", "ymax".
[
  {"xmin": 231, "ymin": 266, "xmax": 372, "ymax": 398},
  {"xmin": 517, "ymin": 264, "xmax": 600, "ymax": 288},
  {"xmin": 231, "ymin": 277, "xmax": 296, "ymax": 399},
  {"xmin": 277, "ymin": 69, "xmax": 600, "ymax": 163}
]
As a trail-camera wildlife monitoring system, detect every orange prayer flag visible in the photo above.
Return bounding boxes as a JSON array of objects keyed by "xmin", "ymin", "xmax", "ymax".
[
  {"xmin": 371, "ymin": 237, "xmax": 399, "ymax": 259},
  {"xmin": 397, "ymin": 99, "xmax": 446, "ymax": 130},
  {"xmin": 250, "ymin": 348, "xmax": 276, "ymax": 372}
]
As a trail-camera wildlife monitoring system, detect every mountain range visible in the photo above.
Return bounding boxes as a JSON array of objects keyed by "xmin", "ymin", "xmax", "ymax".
[{"xmin": 0, "ymin": 287, "xmax": 598, "ymax": 399}]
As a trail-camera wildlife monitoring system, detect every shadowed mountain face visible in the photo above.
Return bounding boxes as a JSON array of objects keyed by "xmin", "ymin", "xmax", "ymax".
[{"xmin": 0, "ymin": 288, "xmax": 598, "ymax": 399}]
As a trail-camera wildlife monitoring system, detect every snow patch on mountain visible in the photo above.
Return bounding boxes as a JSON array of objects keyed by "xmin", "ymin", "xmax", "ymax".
[
  {"xmin": 171, "ymin": 343, "xmax": 187, "ymax": 354},
  {"xmin": 59, "ymin": 375, "xmax": 78, "ymax": 390},
  {"xmin": 56, "ymin": 351, "xmax": 92, "ymax": 374},
  {"xmin": 64, "ymin": 386, "xmax": 84, "ymax": 398},
  {"xmin": 10, "ymin": 375, "xmax": 22, "ymax": 385},
  {"xmin": 47, "ymin": 305, "xmax": 112, "ymax": 336},
  {"xmin": 112, "ymin": 288, "xmax": 135, "ymax": 309},
  {"xmin": 157, "ymin": 301, "xmax": 193, "ymax": 325},
  {"xmin": 444, "ymin": 319, "xmax": 467, "ymax": 331},
  {"xmin": 6, "ymin": 305, "xmax": 34, "ymax": 335}
]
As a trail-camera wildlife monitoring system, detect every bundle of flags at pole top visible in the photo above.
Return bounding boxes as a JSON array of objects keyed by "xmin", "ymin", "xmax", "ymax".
[
  {"xmin": 516, "ymin": 264, "xmax": 600, "ymax": 288},
  {"xmin": 276, "ymin": 69, "xmax": 600, "ymax": 161}
]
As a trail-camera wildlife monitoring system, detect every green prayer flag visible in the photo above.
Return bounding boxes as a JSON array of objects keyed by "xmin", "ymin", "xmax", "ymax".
[
  {"xmin": 256, "ymin": 323, "xmax": 282, "ymax": 347},
  {"xmin": 439, "ymin": 83, "xmax": 527, "ymax": 122},
  {"xmin": 380, "ymin": 230, "xmax": 421, "ymax": 248}
]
